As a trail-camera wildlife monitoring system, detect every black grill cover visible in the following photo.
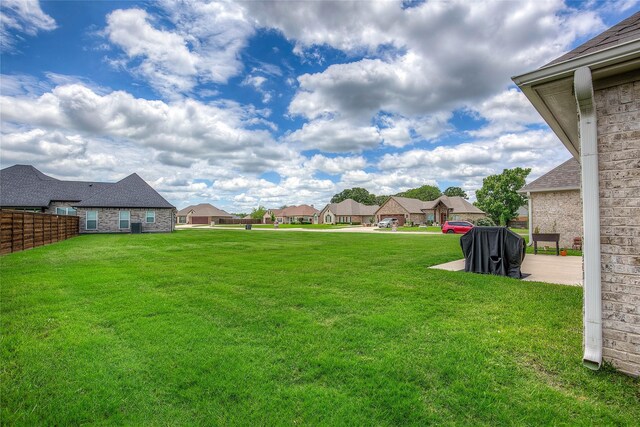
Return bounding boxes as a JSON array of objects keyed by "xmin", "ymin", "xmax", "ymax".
[{"xmin": 460, "ymin": 227, "xmax": 525, "ymax": 279}]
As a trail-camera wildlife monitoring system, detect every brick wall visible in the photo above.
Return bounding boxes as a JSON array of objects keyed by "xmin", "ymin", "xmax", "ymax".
[
  {"xmin": 45, "ymin": 201, "xmax": 78, "ymax": 215},
  {"xmin": 530, "ymin": 190, "xmax": 583, "ymax": 248},
  {"xmin": 77, "ymin": 208, "xmax": 174, "ymax": 233},
  {"xmin": 376, "ymin": 198, "xmax": 410, "ymax": 222},
  {"xmin": 596, "ymin": 79, "xmax": 640, "ymax": 377}
]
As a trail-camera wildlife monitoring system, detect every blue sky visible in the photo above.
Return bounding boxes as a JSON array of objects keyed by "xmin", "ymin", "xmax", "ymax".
[{"xmin": 1, "ymin": 0, "xmax": 638, "ymax": 211}]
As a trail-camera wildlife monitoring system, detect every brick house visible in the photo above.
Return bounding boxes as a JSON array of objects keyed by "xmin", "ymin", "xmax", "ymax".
[
  {"xmin": 176, "ymin": 203, "xmax": 233, "ymax": 225},
  {"xmin": 375, "ymin": 195, "xmax": 485, "ymax": 226},
  {"xmin": 319, "ymin": 199, "xmax": 379, "ymax": 225},
  {"xmin": 423, "ymin": 195, "xmax": 486, "ymax": 225},
  {"xmin": 518, "ymin": 158, "xmax": 583, "ymax": 248},
  {"xmin": 264, "ymin": 205, "xmax": 320, "ymax": 224},
  {"xmin": 0, "ymin": 165, "xmax": 175, "ymax": 233},
  {"xmin": 513, "ymin": 12, "xmax": 639, "ymax": 376}
]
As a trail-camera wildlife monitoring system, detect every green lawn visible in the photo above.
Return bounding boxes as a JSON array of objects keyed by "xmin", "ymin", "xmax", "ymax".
[{"xmin": 1, "ymin": 230, "xmax": 637, "ymax": 425}]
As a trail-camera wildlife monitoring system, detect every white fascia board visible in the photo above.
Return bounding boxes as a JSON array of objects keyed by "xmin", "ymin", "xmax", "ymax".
[
  {"xmin": 517, "ymin": 186, "xmax": 581, "ymax": 194},
  {"xmin": 512, "ymin": 40, "xmax": 640, "ymax": 87}
]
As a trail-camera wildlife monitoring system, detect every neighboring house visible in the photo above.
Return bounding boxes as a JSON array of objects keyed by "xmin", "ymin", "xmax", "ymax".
[
  {"xmin": 513, "ymin": 12, "xmax": 639, "ymax": 376},
  {"xmin": 423, "ymin": 195, "xmax": 486, "ymax": 224},
  {"xmin": 176, "ymin": 203, "xmax": 233, "ymax": 225},
  {"xmin": 0, "ymin": 165, "xmax": 175, "ymax": 233},
  {"xmin": 282, "ymin": 205, "xmax": 320, "ymax": 224},
  {"xmin": 375, "ymin": 195, "xmax": 485, "ymax": 225},
  {"xmin": 375, "ymin": 196, "xmax": 430, "ymax": 225},
  {"xmin": 263, "ymin": 208, "xmax": 284, "ymax": 223},
  {"xmin": 263, "ymin": 205, "xmax": 319, "ymax": 224},
  {"xmin": 320, "ymin": 199, "xmax": 379, "ymax": 224},
  {"xmin": 518, "ymin": 158, "xmax": 583, "ymax": 248}
]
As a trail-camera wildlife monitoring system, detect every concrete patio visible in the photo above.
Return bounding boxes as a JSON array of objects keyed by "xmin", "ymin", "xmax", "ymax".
[{"xmin": 430, "ymin": 254, "xmax": 583, "ymax": 286}]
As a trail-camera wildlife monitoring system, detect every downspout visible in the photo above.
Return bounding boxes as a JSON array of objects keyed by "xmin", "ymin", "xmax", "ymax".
[
  {"xmin": 574, "ymin": 66, "xmax": 602, "ymax": 370},
  {"xmin": 527, "ymin": 192, "xmax": 533, "ymax": 246}
]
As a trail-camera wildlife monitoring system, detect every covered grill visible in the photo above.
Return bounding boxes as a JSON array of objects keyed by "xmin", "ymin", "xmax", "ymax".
[{"xmin": 460, "ymin": 227, "xmax": 526, "ymax": 279}]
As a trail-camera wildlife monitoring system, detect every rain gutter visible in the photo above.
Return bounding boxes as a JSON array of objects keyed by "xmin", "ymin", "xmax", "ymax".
[{"xmin": 574, "ymin": 66, "xmax": 602, "ymax": 370}]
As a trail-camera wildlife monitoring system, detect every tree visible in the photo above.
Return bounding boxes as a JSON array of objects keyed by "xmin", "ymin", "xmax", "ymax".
[
  {"xmin": 250, "ymin": 205, "xmax": 267, "ymax": 220},
  {"xmin": 396, "ymin": 184, "xmax": 441, "ymax": 201},
  {"xmin": 374, "ymin": 195, "xmax": 390, "ymax": 206},
  {"xmin": 443, "ymin": 186, "xmax": 468, "ymax": 199},
  {"xmin": 474, "ymin": 167, "xmax": 531, "ymax": 225},
  {"xmin": 330, "ymin": 187, "xmax": 377, "ymax": 205}
]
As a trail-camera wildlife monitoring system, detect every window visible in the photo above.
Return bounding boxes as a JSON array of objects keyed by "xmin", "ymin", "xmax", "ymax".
[
  {"xmin": 146, "ymin": 210, "xmax": 155, "ymax": 223},
  {"xmin": 325, "ymin": 215, "xmax": 331, "ymax": 223},
  {"xmin": 178, "ymin": 216, "xmax": 186, "ymax": 224},
  {"xmin": 119, "ymin": 211, "xmax": 130, "ymax": 229},
  {"xmin": 86, "ymin": 211, "xmax": 97, "ymax": 230},
  {"xmin": 56, "ymin": 207, "xmax": 77, "ymax": 216}
]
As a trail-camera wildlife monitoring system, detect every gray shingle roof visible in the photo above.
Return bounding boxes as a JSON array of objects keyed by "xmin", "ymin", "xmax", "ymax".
[
  {"xmin": 75, "ymin": 173, "xmax": 174, "ymax": 208},
  {"xmin": 391, "ymin": 196, "xmax": 431, "ymax": 213},
  {"xmin": 0, "ymin": 165, "xmax": 108, "ymax": 207},
  {"xmin": 176, "ymin": 203, "xmax": 232, "ymax": 217},
  {"xmin": 423, "ymin": 195, "xmax": 485, "ymax": 214},
  {"xmin": 0, "ymin": 165, "xmax": 174, "ymax": 209},
  {"xmin": 323, "ymin": 199, "xmax": 379, "ymax": 216},
  {"xmin": 518, "ymin": 158, "xmax": 581, "ymax": 193},
  {"xmin": 545, "ymin": 12, "xmax": 640, "ymax": 66}
]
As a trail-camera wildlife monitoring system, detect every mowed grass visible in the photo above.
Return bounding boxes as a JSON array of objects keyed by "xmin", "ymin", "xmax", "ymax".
[{"xmin": 1, "ymin": 230, "xmax": 638, "ymax": 425}]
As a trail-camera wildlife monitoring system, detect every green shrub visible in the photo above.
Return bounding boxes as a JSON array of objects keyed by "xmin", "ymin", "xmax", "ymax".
[{"xmin": 474, "ymin": 217, "xmax": 496, "ymax": 226}]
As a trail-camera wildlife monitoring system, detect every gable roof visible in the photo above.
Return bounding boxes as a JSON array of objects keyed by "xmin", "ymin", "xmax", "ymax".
[
  {"xmin": 423, "ymin": 195, "xmax": 485, "ymax": 214},
  {"xmin": 389, "ymin": 196, "xmax": 431, "ymax": 214},
  {"xmin": 518, "ymin": 158, "xmax": 581, "ymax": 193},
  {"xmin": 0, "ymin": 165, "xmax": 111, "ymax": 208},
  {"xmin": 176, "ymin": 203, "xmax": 232, "ymax": 217},
  {"xmin": 322, "ymin": 199, "xmax": 379, "ymax": 216},
  {"xmin": 74, "ymin": 173, "xmax": 174, "ymax": 208},
  {"xmin": 281, "ymin": 204, "xmax": 320, "ymax": 217},
  {"xmin": 546, "ymin": 12, "xmax": 640, "ymax": 66}
]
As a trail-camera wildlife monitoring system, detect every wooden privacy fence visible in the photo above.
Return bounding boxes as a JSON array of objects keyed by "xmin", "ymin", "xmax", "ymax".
[{"xmin": 0, "ymin": 210, "xmax": 79, "ymax": 255}]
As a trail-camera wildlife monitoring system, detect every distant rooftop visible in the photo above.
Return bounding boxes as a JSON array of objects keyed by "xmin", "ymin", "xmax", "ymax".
[
  {"xmin": 177, "ymin": 203, "xmax": 232, "ymax": 217},
  {"xmin": 519, "ymin": 158, "xmax": 581, "ymax": 193}
]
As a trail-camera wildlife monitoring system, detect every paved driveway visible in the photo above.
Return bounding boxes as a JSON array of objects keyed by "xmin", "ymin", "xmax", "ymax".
[{"xmin": 430, "ymin": 255, "xmax": 583, "ymax": 286}]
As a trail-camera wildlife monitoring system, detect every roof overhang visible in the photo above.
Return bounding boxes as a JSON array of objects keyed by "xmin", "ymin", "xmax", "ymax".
[
  {"xmin": 517, "ymin": 186, "xmax": 580, "ymax": 194},
  {"xmin": 512, "ymin": 39, "xmax": 640, "ymax": 158}
]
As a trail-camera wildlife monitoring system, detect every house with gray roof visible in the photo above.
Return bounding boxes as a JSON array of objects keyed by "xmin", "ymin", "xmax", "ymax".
[
  {"xmin": 518, "ymin": 158, "xmax": 582, "ymax": 248},
  {"xmin": 176, "ymin": 203, "xmax": 233, "ymax": 225},
  {"xmin": 513, "ymin": 12, "xmax": 639, "ymax": 376},
  {"xmin": 320, "ymin": 199, "xmax": 379, "ymax": 225},
  {"xmin": 374, "ymin": 195, "xmax": 485, "ymax": 226},
  {"xmin": 422, "ymin": 195, "xmax": 486, "ymax": 225},
  {"xmin": 0, "ymin": 165, "xmax": 175, "ymax": 233}
]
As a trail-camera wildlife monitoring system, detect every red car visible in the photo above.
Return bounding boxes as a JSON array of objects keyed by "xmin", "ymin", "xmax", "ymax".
[{"xmin": 442, "ymin": 221, "xmax": 474, "ymax": 234}]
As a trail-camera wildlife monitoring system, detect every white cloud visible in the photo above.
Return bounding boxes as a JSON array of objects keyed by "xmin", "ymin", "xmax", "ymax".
[
  {"xmin": 377, "ymin": 128, "xmax": 572, "ymax": 196},
  {"xmin": 284, "ymin": 118, "xmax": 382, "ymax": 152},
  {"xmin": 1, "ymin": 0, "xmax": 56, "ymax": 53},
  {"xmin": 466, "ymin": 89, "xmax": 546, "ymax": 137},
  {"xmin": 269, "ymin": 0, "xmax": 604, "ymax": 152},
  {"xmin": 105, "ymin": 1, "xmax": 254, "ymax": 97},
  {"xmin": 304, "ymin": 154, "xmax": 367, "ymax": 175}
]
